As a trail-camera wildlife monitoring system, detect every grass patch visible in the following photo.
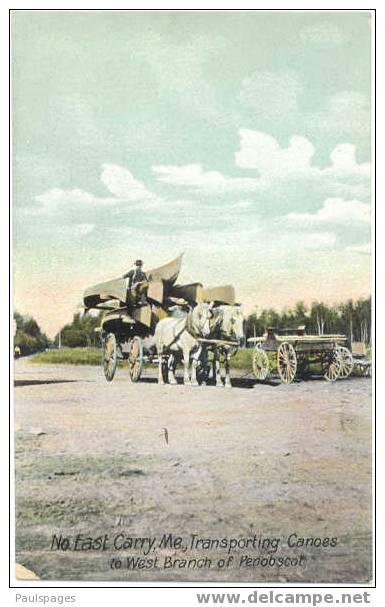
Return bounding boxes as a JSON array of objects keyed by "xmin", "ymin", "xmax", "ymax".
[
  {"xmin": 230, "ymin": 348, "xmax": 253, "ymax": 370},
  {"xmin": 231, "ymin": 349, "xmax": 278, "ymax": 371},
  {"xmin": 30, "ymin": 345, "xmax": 370, "ymax": 378},
  {"xmin": 31, "ymin": 347, "xmax": 101, "ymax": 366},
  {"xmin": 32, "ymin": 346, "xmax": 256, "ymax": 370},
  {"xmin": 30, "ymin": 346, "xmax": 277, "ymax": 372}
]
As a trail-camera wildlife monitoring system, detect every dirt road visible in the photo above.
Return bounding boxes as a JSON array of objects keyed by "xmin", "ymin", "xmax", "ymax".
[{"xmin": 14, "ymin": 360, "xmax": 372, "ymax": 583}]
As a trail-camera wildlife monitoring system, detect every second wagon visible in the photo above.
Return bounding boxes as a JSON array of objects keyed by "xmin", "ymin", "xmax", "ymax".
[{"xmin": 248, "ymin": 327, "xmax": 353, "ymax": 384}]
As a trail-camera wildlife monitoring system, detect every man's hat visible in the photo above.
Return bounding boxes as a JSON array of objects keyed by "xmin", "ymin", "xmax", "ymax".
[
  {"xmin": 169, "ymin": 297, "xmax": 188, "ymax": 306},
  {"xmin": 135, "ymin": 259, "xmax": 143, "ymax": 266}
]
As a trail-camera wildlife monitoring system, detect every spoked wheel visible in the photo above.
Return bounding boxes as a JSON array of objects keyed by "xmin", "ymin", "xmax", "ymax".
[
  {"xmin": 128, "ymin": 336, "xmax": 143, "ymax": 382},
  {"xmin": 336, "ymin": 346, "xmax": 354, "ymax": 378},
  {"xmin": 252, "ymin": 347, "xmax": 270, "ymax": 381},
  {"xmin": 103, "ymin": 333, "xmax": 117, "ymax": 382},
  {"xmin": 323, "ymin": 349, "xmax": 342, "ymax": 382},
  {"xmin": 277, "ymin": 342, "xmax": 297, "ymax": 384}
]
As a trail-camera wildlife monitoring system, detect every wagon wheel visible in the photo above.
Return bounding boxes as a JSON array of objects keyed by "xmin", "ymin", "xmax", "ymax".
[
  {"xmin": 336, "ymin": 346, "xmax": 354, "ymax": 378},
  {"xmin": 277, "ymin": 342, "xmax": 297, "ymax": 384},
  {"xmin": 252, "ymin": 347, "xmax": 269, "ymax": 381},
  {"xmin": 103, "ymin": 333, "xmax": 117, "ymax": 382},
  {"xmin": 128, "ymin": 336, "xmax": 143, "ymax": 382},
  {"xmin": 323, "ymin": 349, "xmax": 342, "ymax": 382}
]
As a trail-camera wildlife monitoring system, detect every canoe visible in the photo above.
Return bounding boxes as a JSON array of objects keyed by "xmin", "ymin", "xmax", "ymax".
[
  {"xmin": 169, "ymin": 282, "xmax": 204, "ymax": 304},
  {"xmin": 202, "ymin": 285, "xmax": 235, "ymax": 305},
  {"xmin": 83, "ymin": 254, "xmax": 183, "ymax": 310},
  {"xmin": 83, "ymin": 277, "xmax": 128, "ymax": 310},
  {"xmin": 147, "ymin": 253, "xmax": 183, "ymax": 284}
]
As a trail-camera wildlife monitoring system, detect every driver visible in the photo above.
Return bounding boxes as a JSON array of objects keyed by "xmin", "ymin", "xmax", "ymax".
[
  {"xmin": 123, "ymin": 260, "xmax": 148, "ymax": 306},
  {"xmin": 123, "ymin": 259, "xmax": 147, "ymax": 287}
]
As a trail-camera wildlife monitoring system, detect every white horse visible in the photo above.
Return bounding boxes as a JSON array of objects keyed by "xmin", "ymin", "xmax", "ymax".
[
  {"xmin": 210, "ymin": 305, "xmax": 245, "ymax": 388},
  {"xmin": 155, "ymin": 303, "xmax": 213, "ymax": 385}
]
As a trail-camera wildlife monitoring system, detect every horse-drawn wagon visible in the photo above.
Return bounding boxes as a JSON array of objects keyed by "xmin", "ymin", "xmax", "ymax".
[
  {"xmin": 83, "ymin": 255, "xmax": 244, "ymax": 386},
  {"xmin": 248, "ymin": 327, "xmax": 353, "ymax": 384},
  {"xmin": 83, "ymin": 254, "xmax": 184, "ymax": 382}
]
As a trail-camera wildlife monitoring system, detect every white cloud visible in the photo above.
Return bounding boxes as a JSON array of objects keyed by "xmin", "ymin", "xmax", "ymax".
[
  {"xmin": 320, "ymin": 143, "xmax": 371, "ymax": 200},
  {"xmin": 274, "ymin": 231, "xmax": 337, "ymax": 251},
  {"xmin": 286, "ymin": 198, "xmax": 371, "ymax": 225},
  {"xmin": 325, "ymin": 144, "xmax": 370, "ymax": 178},
  {"xmin": 30, "ymin": 164, "xmax": 159, "ymax": 215},
  {"xmin": 34, "ymin": 188, "xmax": 102, "ymax": 211},
  {"xmin": 346, "ymin": 242, "xmax": 371, "ymax": 255},
  {"xmin": 329, "ymin": 181, "xmax": 371, "ymax": 201},
  {"xmin": 148, "ymin": 130, "xmax": 372, "ymax": 212},
  {"xmin": 72, "ymin": 223, "xmax": 95, "ymax": 236},
  {"xmin": 236, "ymin": 130, "xmax": 316, "ymax": 177},
  {"xmin": 107, "ymin": 226, "xmax": 133, "ymax": 236},
  {"xmin": 230, "ymin": 200, "xmax": 253, "ymax": 209},
  {"xmin": 101, "ymin": 163, "xmax": 155, "ymax": 201},
  {"xmin": 152, "ymin": 163, "xmax": 261, "ymax": 194},
  {"xmin": 153, "ymin": 131, "xmax": 370, "ymax": 197},
  {"xmin": 236, "ymin": 129, "xmax": 370, "ymax": 179},
  {"xmin": 57, "ymin": 223, "xmax": 95, "ymax": 236}
]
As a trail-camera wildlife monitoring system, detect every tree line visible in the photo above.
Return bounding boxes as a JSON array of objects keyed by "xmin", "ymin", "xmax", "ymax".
[
  {"xmin": 14, "ymin": 312, "xmax": 50, "ymax": 355},
  {"xmin": 13, "ymin": 296, "xmax": 371, "ymax": 355},
  {"xmin": 57, "ymin": 297, "xmax": 371, "ymax": 347},
  {"xmin": 245, "ymin": 298, "xmax": 371, "ymax": 344},
  {"xmin": 53, "ymin": 311, "xmax": 103, "ymax": 348}
]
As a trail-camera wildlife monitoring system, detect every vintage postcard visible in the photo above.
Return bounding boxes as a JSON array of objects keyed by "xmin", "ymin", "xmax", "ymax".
[{"xmin": 12, "ymin": 10, "xmax": 373, "ymax": 584}]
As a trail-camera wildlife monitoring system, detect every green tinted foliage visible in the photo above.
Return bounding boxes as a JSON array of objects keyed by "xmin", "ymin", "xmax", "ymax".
[
  {"xmin": 245, "ymin": 297, "xmax": 371, "ymax": 343},
  {"xmin": 56, "ymin": 311, "xmax": 103, "ymax": 348},
  {"xmin": 14, "ymin": 313, "xmax": 50, "ymax": 355},
  {"xmin": 32, "ymin": 347, "xmax": 101, "ymax": 365}
]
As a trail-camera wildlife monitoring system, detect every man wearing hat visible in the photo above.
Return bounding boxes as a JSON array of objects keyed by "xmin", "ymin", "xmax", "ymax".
[
  {"xmin": 124, "ymin": 259, "xmax": 147, "ymax": 288},
  {"xmin": 123, "ymin": 260, "xmax": 148, "ymax": 305},
  {"xmin": 168, "ymin": 297, "xmax": 191, "ymax": 318}
]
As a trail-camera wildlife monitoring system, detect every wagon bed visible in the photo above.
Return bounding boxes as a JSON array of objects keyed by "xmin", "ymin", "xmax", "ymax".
[{"xmin": 247, "ymin": 328, "xmax": 353, "ymax": 384}]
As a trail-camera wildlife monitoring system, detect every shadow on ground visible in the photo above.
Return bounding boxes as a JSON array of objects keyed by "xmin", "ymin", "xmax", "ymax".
[
  {"xmin": 138, "ymin": 376, "xmax": 280, "ymax": 388},
  {"xmin": 14, "ymin": 379, "xmax": 80, "ymax": 387}
]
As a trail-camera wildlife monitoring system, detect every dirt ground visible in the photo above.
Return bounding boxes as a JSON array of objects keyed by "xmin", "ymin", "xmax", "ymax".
[{"xmin": 14, "ymin": 359, "xmax": 372, "ymax": 584}]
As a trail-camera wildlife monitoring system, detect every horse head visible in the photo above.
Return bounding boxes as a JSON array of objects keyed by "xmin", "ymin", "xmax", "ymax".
[
  {"xmin": 190, "ymin": 302, "xmax": 214, "ymax": 338},
  {"xmin": 219, "ymin": 305, "xmax": 245, "ymax": 343}
]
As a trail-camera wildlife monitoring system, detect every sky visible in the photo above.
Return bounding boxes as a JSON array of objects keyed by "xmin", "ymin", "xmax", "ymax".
[{"xmin": 12, "ymin": 10, "xmax": 372, "ymax": 337}]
